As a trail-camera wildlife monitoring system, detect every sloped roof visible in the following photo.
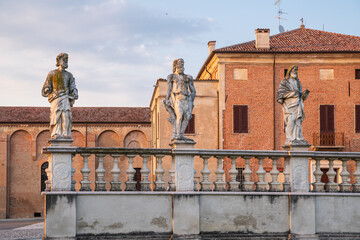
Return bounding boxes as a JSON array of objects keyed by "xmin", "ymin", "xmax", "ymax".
[
  {"xmin": 215, "ymin": 28, "xmax": 360, "ymax": 53},
  {"xmin": 0, "ymin": 107, "xmax": 151, "ymax": 124}
]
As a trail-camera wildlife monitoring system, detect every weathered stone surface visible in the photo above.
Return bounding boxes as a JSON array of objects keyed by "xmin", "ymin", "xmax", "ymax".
[
  {"xmin": 164, "ymin": 58, "xmax": 196, "ymax": 142},
  {"xmin": 173, "ymin": 194, "xmax": 200, "ymax": 235},
  {"xmin": 277, "ymin": 65, "xmax": 309, "ymax": 146},
  {"xmin": 42, "ymin": 53, "xmax": 78, "ymax": 139}
]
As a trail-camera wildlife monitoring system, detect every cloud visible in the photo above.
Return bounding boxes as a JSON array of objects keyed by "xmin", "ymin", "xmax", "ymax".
[{"xmin": 0, "ymin": 0, "xmax": 211, "ymax": 107}]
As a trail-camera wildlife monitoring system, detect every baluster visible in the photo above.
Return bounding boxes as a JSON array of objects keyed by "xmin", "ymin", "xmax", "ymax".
[
  {"xmin": 45, "ymin": 155, "xmax": 52, "ymax": 191},
  {"xmin": 125, "ymin": 154, "xmax": 137, "ymax": 191},
  {"xmin": 214, "ymin": 156, "xmax": 226, "ymax": 191},
  {"xmin": 340, "ymin": 158, "xmax": 351, "ymax": 192},
  {"xmin": 110, "ymin": 154, "xmax": 121, "ymax": 191},
  {"xmin": 269, "ymin": 157, "xmax": 281, "ymax": 191},
  {"xmin": 80, "ymin": 153, "xmax": 91, "ymax": 191},
  {"xmin": 140, "ymin": 154, "xmax": 151, "ymax": 191},
  {"xmin": 312, "ymin": 157, "xmax": 325, "ymax": 192},
  {"xmin": 200, "ymin": 156, "xmax": 212, "ymax": 191},
  {"xmin": 326, "ymin": 158, "xmax": 338, "ymax": 192},
  {"xmin": 95, "ymin": 154, "xmax": 106, "ymax": 191},
  {"xmin": 283, "ymin": 157, "xmax": 291, "ymax": 192},
  {"xmin": 242, "ymin": 156, "xmax": 253, "ymax": 191},
  {"xmin": 154, "ymin": 155, "xmax": 165, "ymax": 191},
  {"xmin": 353, "ymin": 158, "xmax": 360, "ymax": 192},
  {"xmin": 168, "ymin": 156, "xmax": 175, "ymax": 191},
  {"xmin": 228, "ymin": 156, "xmax": 240, "ymax": 191},
  {"xmin": 255, "ymin": 157, "xmax": 268, "ymax": 191},
  {"xmin": 194, "ymin": 168, "xmax": 198, "ymax": 191},
  {"xmin": 71, "ymin": 154, "xmax": 76, "ymax": 191}
]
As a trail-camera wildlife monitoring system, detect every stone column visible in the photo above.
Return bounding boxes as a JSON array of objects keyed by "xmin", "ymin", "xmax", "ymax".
[
  {"xmin": 47, "ymin": 139, "xmax": 74, "ymax": 191},
  {"xmin": 282, "ymin": 143, "xmax": 311, "ymax": 192},
  {"xmin": 283, "ymin": 143, "xmax": 317, "ymax": 238},
  {"xmin": 170, "ymin": 140, "xmax": 196, "ymax": 191}
]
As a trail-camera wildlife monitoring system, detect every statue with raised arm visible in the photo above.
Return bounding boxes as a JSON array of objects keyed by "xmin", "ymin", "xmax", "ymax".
[
  {"xmin": 42, "ymin": 53, "xmax": 78, "ymax": 139},
  {"xmin": 277, "ymin": 65, "xmax": 309, "ymax": 145},
  {"xmin": 163, "ymin": 58, "xmax": 196, "ymax": 142}
]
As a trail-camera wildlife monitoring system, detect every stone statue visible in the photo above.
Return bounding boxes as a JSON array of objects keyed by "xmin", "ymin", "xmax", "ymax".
[
  {"xmin": 42, "ymin": 53, "xmax": 78, "ymax": 139},
  {"xmin": 277, "ymin": 65, "xmax": 309, "ymax": 145},
  {"xmin": 163, "ymin": 58, "xmax": 196, "ymax": 142}
]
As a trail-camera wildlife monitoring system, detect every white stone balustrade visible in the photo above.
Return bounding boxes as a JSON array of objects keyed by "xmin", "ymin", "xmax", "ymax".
[{"xmin": 42, "ymin": 146, "xmax": 360, "ymax": 193}]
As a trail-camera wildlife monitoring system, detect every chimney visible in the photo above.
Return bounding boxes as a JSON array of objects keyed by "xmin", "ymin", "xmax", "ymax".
[
  {"xmin": 255, "ymin": 29, "xmax": 270, "ymax": 49},
  {"xmin": 208, "ymin": 41, "xmax": 216, "ymax": 54}
]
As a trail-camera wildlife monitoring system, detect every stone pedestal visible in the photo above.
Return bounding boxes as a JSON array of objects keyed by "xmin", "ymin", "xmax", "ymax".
[
  {"xmin": 170, "ymin": 140, "xmax": 196, "ymax": 191},
  {"xmin": 47, "ymin": 138, "xmax": 74, "ymax": 191},
  {"xmin": 283, "ymin": 142, "xmax": 311, "ymax": 192}
]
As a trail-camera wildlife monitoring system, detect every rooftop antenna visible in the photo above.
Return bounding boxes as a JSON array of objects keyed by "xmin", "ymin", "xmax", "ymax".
[{"xmin": 274, "ymin": 0, "xmax": 287, "ymax": 33}]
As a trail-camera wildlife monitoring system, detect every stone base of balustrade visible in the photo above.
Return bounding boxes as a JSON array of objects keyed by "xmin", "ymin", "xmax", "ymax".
[
  {"xmin": 269, "ymin": 182, "xmax": 282, "ymax": 192},
  {"xmin": 256, "ymin": 182, "xmax": 268, "ymax": 191},
  {"xmin": 214, "ymin": 182, "xmax": 226, "ymax": 191},
  {"xmin": 200, "ymin": 182, "xmax": 212, "ymax": 191},
  {"xmin": 242, "ymin": 182, "xmax": 254, "ymax": 191},
  {"xmin": 141, "ymin": 182, "xmax": 151, "ymax": 191},
  {"xmin": 228, "ymin": 181, "xmax": 240, "ymax": 191},
  {"xmin": 283, "ymin": 182, "xmax": 291, "ymax": 192},
  {"xmin": 80, "ymin": 185, "xmax": 91, "ymax": 191},
  {"xmin": 340, "ymin": 183, "xmax": 352, "ymax": 192},
  {"xmin": 125, "ymin": 181, "xmax": 137, "ymax": 191},
  {"xmin": 110, "ymin": 182, "xmax": 122, "ymax": 191},
  {"xmin": 353, "ymin": 184, "xmax": 360, "ymax": 192},
  {"xmin": 326, "ymin": 183, "xmax": 338, "ymax": 192},
  {"xmin": 95, "ymin": 182, "xmax": 106, "ymax": 191},
  {"xmin": 312, "ymin": 183, "xmax": 325, "ymax": 192},
  {"xmin": 155, "ymin": 181, "xmax": 166, "ymax": 191}
]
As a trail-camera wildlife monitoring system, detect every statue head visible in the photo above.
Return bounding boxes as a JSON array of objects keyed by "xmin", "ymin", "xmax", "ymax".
[
  {"xmin": 285, "ymin": 65, "xmax": 298, "ymax": 80},
  {"xmin": 56, "ymin": 53, "xmax": 69, "ymax": 69},
  {"xmin": 173, "ymin": 58, "xmax": 184, "ymax": 74}
]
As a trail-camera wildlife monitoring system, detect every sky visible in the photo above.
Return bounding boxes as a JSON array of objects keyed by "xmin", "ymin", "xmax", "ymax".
[{"xmin": 0, "ymin": 0, "xmax": 359, "ymax": 107}]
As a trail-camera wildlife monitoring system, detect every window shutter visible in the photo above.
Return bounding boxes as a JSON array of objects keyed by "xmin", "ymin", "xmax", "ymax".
[
  {"xmin": 233, "ymin": 106, "xmax": 240, "ymax": 133},
  {"xmin": 356, "ymin": 106, "xmax": 360, "ymax": 133},
  {"xmin": 234, "ymin": 105, "xmax": 248, "ymax": 133},
  {"xmin": 327, "ymin": 105, "xmax": 334, "ymax": 132},
  {"xmin": 185, "ymin": 114, "xmax": 195, "ymax": 134},
  {"xmin": 320, "ymin": 105, "xmax": 334, "ymax": 132},
  {"xmin": 240, "ymin": 106, "xmax": 248, "ymax": 133}
]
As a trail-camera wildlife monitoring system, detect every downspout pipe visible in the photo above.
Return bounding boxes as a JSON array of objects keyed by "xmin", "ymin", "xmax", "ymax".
[{"xmin": 273, "ymin": 54, "xmax": 276, "ymax": 150}]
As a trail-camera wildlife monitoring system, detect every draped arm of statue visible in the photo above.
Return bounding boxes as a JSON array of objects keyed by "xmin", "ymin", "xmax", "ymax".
[
  {"xmin": 276, "ymin": 65, "xmax": 309, "ymax": 146},
  {"xmin": 163, "ymin": 58, "xmax": 196, "ymax": 142},
  {"xmin": 41, "ymin": 53, "xmax": 78, "ymax": 139}
]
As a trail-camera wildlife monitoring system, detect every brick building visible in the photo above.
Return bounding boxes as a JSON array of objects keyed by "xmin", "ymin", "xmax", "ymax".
[
  {"xmin": 196, "ymin": 26, "xmax": 360, "ymax": 152},
  {"xmin": 0, "ymin": 107, "xmax": 151, "ymax": 219},
  {"xmin": 151, "ymin": 26, "xmax": 360, "ymax": 184}
]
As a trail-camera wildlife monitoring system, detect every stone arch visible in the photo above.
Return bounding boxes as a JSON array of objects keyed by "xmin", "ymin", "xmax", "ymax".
[
  {"xmin": 98, "ymin": 130, "xmax": 121, "ymax": 147},
  {"xmin": 9, "ymin": 130, "xmax": 42, "ymax": 218},
  {"xmin": 36, "ymin": 130, "xmax": 50, "ymax": 162},
  {"xmin": 124, "ymin": 130, "xmax": 148, "ymax": 148},
  {"xmin": 123, "ymin": 130, "xmax": 148, "ymax": 184},
  {"xmin": 97, "ymin": 130, "xmax": 121, "ymax": 190},
  {"xmin": 71, "ymin": 130, "xmax": 86, "ymax": 191}
]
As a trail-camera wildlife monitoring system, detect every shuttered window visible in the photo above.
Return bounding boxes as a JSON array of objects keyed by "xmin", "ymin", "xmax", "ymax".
[
  {"xmin": 185, "ymin": 114, "xmax": 195, "ymax": 134},
  {"xmin": 233, "ymin": 105, "xmax": 248, "ymax": 133},
  {"xmin": 356, "ymin": 106, "xmax": 360, "ymax": 133},
  {"xmin": 320, "ymin": 105, "xmax": 334, "ymax": 133}
]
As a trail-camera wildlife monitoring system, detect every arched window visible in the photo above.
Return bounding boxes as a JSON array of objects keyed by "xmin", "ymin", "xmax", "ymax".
[{"xmin": 41, "ymin": 162, "xmax": 49, "ymax": 192}]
